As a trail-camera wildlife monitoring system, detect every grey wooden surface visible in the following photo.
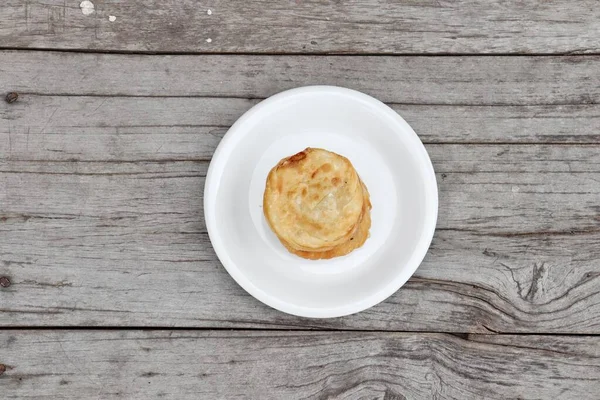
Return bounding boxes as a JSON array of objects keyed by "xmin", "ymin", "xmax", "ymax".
[
  {"xmin": 2, "ymin": 0, "xmax": 600, "ymax": 54},
  {"xmin": 2, "ymin": 0, "xmax": 600, "ymax": 398},
  {"xmin": 1, "ymin": 147, "xmax": 600, "ymax": 332},
  {"xmin": 2, "ymin": 52, "xmax": 599, "ymax": 104},
  {"xmin": 2, "ymin": 331, "xmax": 600, "ymax": 399}
]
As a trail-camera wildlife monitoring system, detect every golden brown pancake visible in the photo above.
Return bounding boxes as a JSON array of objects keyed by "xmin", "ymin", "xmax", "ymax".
[
  {"xmin": 264, "ymin": 148, "xmax": 371, "ymax": 259},
  {"xmin": 279, "ymin": 182, "xmax": 371, "ymax": 260},
  {"xmin": 264, "ymin": 148, "xmax": 364, "ymax": 251}
]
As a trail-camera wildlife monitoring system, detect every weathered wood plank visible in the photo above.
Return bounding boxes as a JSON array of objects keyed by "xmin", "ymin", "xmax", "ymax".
[
  {"xmin": 2, "ymin": 226, "xmax": 600, "ymax": 332},
  {"xmin": 1, "ymin": 145, "xmax": 599, "ymax": 233},
  {"xmin": 1, "ymin": 147, "xmax": 599, "ymax": 332},
  {"xmin": 1, "ymin": 52, "xmax": 599, "ymax": 105},
  {"xmin": 2, "ymin": 96, "xmax": 600, "ymax": 148},
  {"xmin": 1, "ymin": 331, "xmax": 599, "ymax": 399},
  {"xmin": 1, "ymin": 0, "xmax": 599, "ymax": 54},
  {"xmin": 1, "ymin": 52, "xmax": 599, "ymax": 331}
]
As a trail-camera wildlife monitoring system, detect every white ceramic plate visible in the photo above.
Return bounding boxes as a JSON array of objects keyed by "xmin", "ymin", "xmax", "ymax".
[{"xmin": 205, "ymin": 86, "xmax": 438, "ymax": 318}]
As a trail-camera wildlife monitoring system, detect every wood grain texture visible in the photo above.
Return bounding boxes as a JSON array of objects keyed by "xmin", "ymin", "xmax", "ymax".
[
  {"xmin": 2, "ymin": 96, "xmax": 600, "ymax": 148},
  {"xmin": 1, "ymin": 53, "xmax": 600, "ymax": 332},
  {"xmin": 1, "ymin": 0, "xmax": 599, "ymax": 54},
  {"xmin": 1, "ymin": 52, "xmax": 599, "ymax": 105},
  {"xmin": 1, "ymin": 331, "xmax": 599, "ymax": 399},
  {"xmin": 0, "ymin": 147, "xmax": 599, "ymax": 331},
  {"xmin": 2, "ymin": 2, "xmax": 599, "ymax": 396}
]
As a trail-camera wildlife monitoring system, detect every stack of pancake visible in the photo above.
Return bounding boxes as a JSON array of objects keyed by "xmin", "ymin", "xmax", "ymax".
[{"xmin": 263, "ymin": 148, "xmax": 371, "ymax": 260}]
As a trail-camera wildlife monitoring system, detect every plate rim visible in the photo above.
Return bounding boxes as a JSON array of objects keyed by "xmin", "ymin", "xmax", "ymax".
[{"xmin": 204, "ymin": 85, "xmax": 438, "ymax": 318}]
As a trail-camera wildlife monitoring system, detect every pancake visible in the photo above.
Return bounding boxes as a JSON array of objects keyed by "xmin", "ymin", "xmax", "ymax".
[
  {"xmin": 279, "ymin": 182, "xmax": 371, "ymax": 260},
  {"xmin": 263, "ymin": 148, "xmax": 365, "ymax": 251}
]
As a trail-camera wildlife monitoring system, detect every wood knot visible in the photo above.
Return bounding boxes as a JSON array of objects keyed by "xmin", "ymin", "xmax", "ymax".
[
  {"xmin": 5, "ymin": 92, "xmax": 18, "ymax": 104},
  {"xmin": 0, "ymin": 276, "xmax": 10, "ymax": 288},
  {"xmin": 383, "ymin": 389, "xmax": 407, "ymax": 400},
  {"xmin": 0, "ymin": 364, "xmax": 6, "ymax": 375},
  {"xmin": 520, "ymin": 262, "xmax": 548, "ymax": 302}
]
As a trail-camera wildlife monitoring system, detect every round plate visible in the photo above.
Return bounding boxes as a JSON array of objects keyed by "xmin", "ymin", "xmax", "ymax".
[{"xmin": 204, "ymin": 86, "xmax": 438, "ymax": 318}]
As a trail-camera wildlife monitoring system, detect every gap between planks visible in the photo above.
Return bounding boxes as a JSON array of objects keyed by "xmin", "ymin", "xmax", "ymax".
[
  {"xmin": 6, "ymin": 93, "xmax": 598, "ymax": 108},
  {"xmin": 0, "ymin": 327, "xmax": 599, "ymax": 337},
  {"xmin": 1, "ymin": 47, "xmax": 600, "ymax": 57}
]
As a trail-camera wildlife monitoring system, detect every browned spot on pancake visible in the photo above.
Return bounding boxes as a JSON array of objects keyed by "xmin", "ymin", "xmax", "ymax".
[
  {"xmin": 276, "ymin": 177, "xmax": 283, "ymax": 193},
  {"xmin": 302, "ymin": 188, "xmax": 307, "ymax": 196},
  {"xmin": 332, "ymin": 177, "xmax": 340, "ymax": 186},
  {"xmin": 286, "ymin": 150, "xmax": 307, "ymax": 165},
  {"xmin": 312, "ymin": 194, "xmax": 319, "ymax": 200},
  {"xmin": 310, "ymin": 162, "xmax": 333, "ymax": 179}
]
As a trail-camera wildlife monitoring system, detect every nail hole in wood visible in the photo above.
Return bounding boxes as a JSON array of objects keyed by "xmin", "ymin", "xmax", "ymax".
[{"xmin": 5, "ymin": 92, "xmax": 18, "ymax": 103}]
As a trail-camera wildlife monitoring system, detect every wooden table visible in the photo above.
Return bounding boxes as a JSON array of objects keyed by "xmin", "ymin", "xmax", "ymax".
[{"xmin": 1, "ymin": 1, "xmax": 600, "ymax": 398}]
